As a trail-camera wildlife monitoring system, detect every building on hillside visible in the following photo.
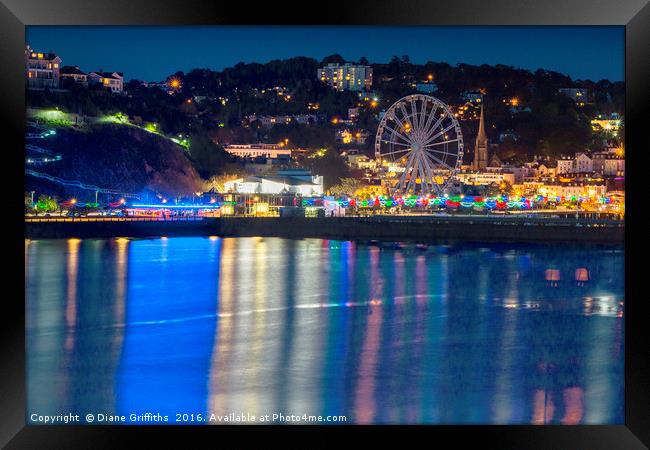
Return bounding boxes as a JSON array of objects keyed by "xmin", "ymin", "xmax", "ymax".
[
  {"xmin": 317, "ymin": 63, "xmax": 373, "ymax": 92},
  {"xmin": 557, "ymin": 157, "xmax": 574, "ymax": 175},
  {"xmin": 461, "ymin": 90, "xmax": 484, "ymax": 103},
  {"xmin": 59, "ymin": 66, "xmax": 88, "ymax": 86},
  {"xmin": 558, "ymin": 88, "xmax": 590, "ymax": 104},
  {"xmin": 245, "ymin": 114, "xmax": 319, "ymax": 128},
  {"xmin": 592, "ymin": 151, "xmax": 625, "ymax": 177},
  {"xmin": 224, "ymin": 143, "xmax": 294, "ymax": 159},
  {"xmin": 25, "ymin": 45, "xmax": 62, "ymax": 89},
  {"xmin": 591, "ymin": 113, "xmax": 623, "ymax": 133},
  {"xmin": 574, "ymin": 153, "xmax": 593, "ymax": 173},
  {"xmin": 556, "ymin": 153, "xmax": 594, "ymax": 174},
  {"xmin": 336, "ymin": 129, "xmax": 369, "ymax": 145},
  {"xmin": 341, "ymin": 149, "xmax": 376, "ymax": 170},
  {"xmin": 415, "ymin": 82, "xmax": 438, "ymax": 93},
  {"xmin": 88, "ymin": 71, "xmax": 124, "ymax": 93}
]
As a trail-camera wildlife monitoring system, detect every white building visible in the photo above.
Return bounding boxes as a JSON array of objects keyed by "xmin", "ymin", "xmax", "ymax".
[
  {"xmin": 537, "ymin": 183, "xmax": 607, "ymax": 199},
  {"xmin": 223, "ymin": 170, "xmax": 323, "ymax": 196},
  {"xmin": 88, "ymin": 71, "xmax": 124, "ymax": 93},
  {"xmin": 456, "ymin": 171, "xmax": 515, "ymax": 186},
  {"xmin": 574, "ymin": 153, "xmax": 593, "ymax": 173},
  {"xmin": 317, "ymin": 63, "xmax": 372, "ymax": 92},
  {"xmin": 592, "ymin": 151, "xmax": 625, "ymax": 177},
  {"xmin": 224, "ymin": 144, "xmax": 293, "ymax": 159},
  {"xmin": 556, "ymin": 153, "xmax": 593, "ymax": 174},
  {"xmin": 343, "ymin": 150, "xmax": 376, "ymax": 170},
  {"xmin": 25, "ymin": 45, "xmax": 62, "ymax": 89},
  {"xmin": 557, "ymin": 158, "xmax": 574, "ymax": 175}
]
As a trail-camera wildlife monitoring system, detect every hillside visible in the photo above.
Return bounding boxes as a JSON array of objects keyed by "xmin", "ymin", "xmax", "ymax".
[{"xmin": 26, "ymin": 123, "xmax": 203, "ymax": 198}]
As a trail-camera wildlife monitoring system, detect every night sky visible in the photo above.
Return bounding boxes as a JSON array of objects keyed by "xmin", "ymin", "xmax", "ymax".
[{"xmin": 26, "ymin": 26, "xmax": 624, "ymax": 83}]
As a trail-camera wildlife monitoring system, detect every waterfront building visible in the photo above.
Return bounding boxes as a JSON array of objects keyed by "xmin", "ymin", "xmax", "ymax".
[
  {"xmin": 224, "ymin": 143, "xmax": 294, "ymax": 159},
  {"xmin": 317, "ymin": 63, "xmax": 373, "ymax": 92},
  {"xmin": 537, "ymin": 182, "xmax": 607, "ymax": 199},
  {"xmin": 59, "ymin": 66, "xmax": 88, "ymax": 86},
  {"xmin": 456, "ymin": 171, "xmax": 515, "ymax": 186},
  {"xmin": 25, "ymin": 45, "xmax": 62, "ymax": 89},
  {"xmin": 472, "ymin": 105, "xmax": 489, "ymax": 171},
  {"xmin": 223, "ymin": 169, "xmax": 323, "ymax": 196},
  {"xmin": 88, "ymin": 71, "xmax": 124, "ymax": 93}
]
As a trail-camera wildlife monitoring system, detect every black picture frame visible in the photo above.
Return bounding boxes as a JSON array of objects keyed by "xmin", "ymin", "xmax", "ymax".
[{"xmin": 2, "ymin": 0, "xmax": 648, "ymax": 447}]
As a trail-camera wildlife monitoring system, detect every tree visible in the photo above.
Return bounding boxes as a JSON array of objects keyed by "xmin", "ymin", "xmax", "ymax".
[
  {"xmin": 329, "ymin": 178, "xmax": 362, "ymax": 196},
  {"xmin": 321, "ymin": 54, "xmax": 346, "ymax": 65},
  {"xmin": 204, "ymin": 173, "xmax": 242, "ymax": 193},
  {"xmin": 304, "ymin": 148, "xmax": 350, "ymax": 190},
  {"xmin": 36, "ymin": 194, "xmax": 58, "ymax": 214},
  {"xmin": 188, "ymin": 134, "xmax": 231, "ymax": 178}
]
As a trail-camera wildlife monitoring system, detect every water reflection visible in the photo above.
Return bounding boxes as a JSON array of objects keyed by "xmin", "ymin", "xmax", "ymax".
[{"xmin": 26, "ymin": 237, "xmax": 624, "ymax": 424}]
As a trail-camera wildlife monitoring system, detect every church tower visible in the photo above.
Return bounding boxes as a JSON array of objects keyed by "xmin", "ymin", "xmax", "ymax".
[{"xmin": 472, "ymin": 105, "xmax": 488, "ymax": 171}]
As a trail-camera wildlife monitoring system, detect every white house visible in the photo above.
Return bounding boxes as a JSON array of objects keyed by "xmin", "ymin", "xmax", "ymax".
[
  {"xmin": 556, "ymin": 158, "xmax": 573, "ymax": 175},
  {"xmin": 88, "ymin": 71, "xmax": 124, "ymax": 93},
  {"xmin": 25, "ymin": 45, "xmax": 62, "ymax": 89},
  {"xmin": 574, "ymin": 153, "xmax": 593, "ymax": 173}
]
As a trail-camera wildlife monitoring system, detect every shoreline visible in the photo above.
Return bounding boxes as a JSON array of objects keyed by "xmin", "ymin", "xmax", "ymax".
[{"xmin": 24, "ymin": 216, "xmax": 624, "ymax": 244}]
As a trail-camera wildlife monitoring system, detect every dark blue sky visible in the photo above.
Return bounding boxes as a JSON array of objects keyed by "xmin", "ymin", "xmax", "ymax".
[{"xmin": 26, "ymin": 26, "xmax": 624, "ymax": 82}]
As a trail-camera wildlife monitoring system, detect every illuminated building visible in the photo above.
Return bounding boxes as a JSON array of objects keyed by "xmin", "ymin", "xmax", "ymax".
[
  {"xmin": 25, "ymin": 45, "xmax": 62, "ymax": 89},
  {"xmin": 591, "ymin": 113, "xmax": 623, "ymax": 134},
  {"xmin": 223, "ymin": 169, "xmax": 324, "ymax": 196},
  {"xmin": 224, "ymin": 144, "xmax": 293, "ymax": 159},
  {"xmin": 245, "ymin": 114, "xmax": 319, "ymax": 128},
  {"xmin": 592, "ymin": 151, "xmax": 625, "ymax": 177},
  {"xmin": 557, "ymin": 153, "xmax": 594, "ymax": 175},
  {"xmin": 317, "ymin": 63, "xmax": 373, "ymax": 92},
  {"xmin": 456, "ymin": 171, "xmax": 515, "ymax": 186},
  {"xmin": 88, "ymin": 71, "xmax": 124, "ymax": 93}
]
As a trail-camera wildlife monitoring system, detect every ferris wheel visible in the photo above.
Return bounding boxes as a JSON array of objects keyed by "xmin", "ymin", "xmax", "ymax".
[{"xmin": 375, "ymin": 94, "xmax": 464, "ymax": 195}]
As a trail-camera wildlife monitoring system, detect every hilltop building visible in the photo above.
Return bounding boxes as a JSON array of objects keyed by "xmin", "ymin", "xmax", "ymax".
[
  {"xmin": 317, "ymin": 63, "xmax": 372, "ymax": 92},
  {"xmin": 25, "ymin": 45, "xmax": 62, "ymax": 89}
]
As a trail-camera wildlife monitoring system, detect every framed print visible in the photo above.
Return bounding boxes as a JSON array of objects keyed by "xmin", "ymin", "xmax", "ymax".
[{"xmin": 2, "ymin": 0, "xmax": 648, "ymax": 447}]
